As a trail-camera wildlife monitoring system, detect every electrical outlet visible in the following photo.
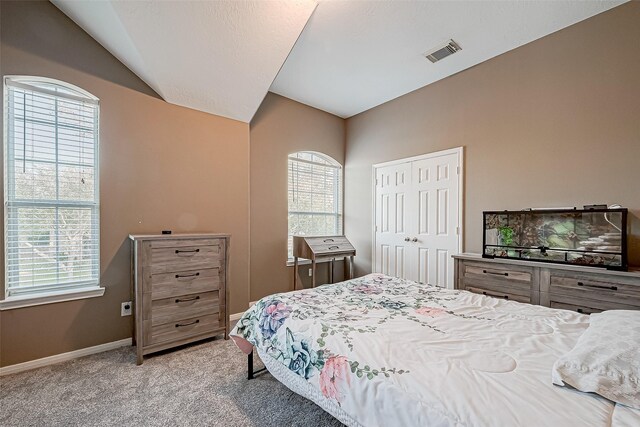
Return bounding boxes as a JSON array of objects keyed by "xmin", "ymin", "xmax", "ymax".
[
  {"xmin": 121, "ymin": 301, "xmax": 132, "ymax": 316},
  {"xmin": 308, "ymin": 268, "xmax": 312, "ymax": 277}
]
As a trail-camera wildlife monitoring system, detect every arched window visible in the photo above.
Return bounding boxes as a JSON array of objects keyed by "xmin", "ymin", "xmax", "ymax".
[
  {"xmin": 288, "ymin": 151, "xmax": 343, "ymax": 259},
  {"xmin": 4, "ymin": 76, "xmax": 100, "ymax": 297}
]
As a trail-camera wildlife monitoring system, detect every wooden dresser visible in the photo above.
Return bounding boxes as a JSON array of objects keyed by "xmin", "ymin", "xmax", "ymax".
[
  {"xmin": 130, "ymin": 233, "xmax": 230, "ymax": 364},
  {"xmin": 454, "ymin": 253, "xmax": 640, "ymax": 313}
]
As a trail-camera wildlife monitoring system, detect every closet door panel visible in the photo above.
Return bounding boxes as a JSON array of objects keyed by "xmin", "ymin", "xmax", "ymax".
[
  {"xmin": 411, "ymin": 154, "xmax": 459, "ymax": 288},
  {"xmin": 374, "ymin": 162, "xmax": 414, "ymax": 279}
]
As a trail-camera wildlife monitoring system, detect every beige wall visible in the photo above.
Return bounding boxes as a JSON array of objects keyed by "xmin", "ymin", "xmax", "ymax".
[
  {"xmin": 249, "ymin": 93, "xmax": 345, "ymax": 301},
  {"xmin": 3, "ymin": 0, "xmax": 638, "ymax": 368},
  {"xmin": 345, "ymin": 2, "xmax": 640, "ymax": 276},
  {"xmin": 0, "ymin": 1, "xmax": 250, "ymax": 366}
]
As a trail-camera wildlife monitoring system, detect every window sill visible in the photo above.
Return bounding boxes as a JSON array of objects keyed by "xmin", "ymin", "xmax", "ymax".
[{"xmin": 0, "ymin": 286, "xmax": 106, "ymax": 311}]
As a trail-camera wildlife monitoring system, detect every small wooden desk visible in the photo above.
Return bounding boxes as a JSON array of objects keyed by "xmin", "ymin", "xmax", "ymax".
[{"xmin": 293, "ymin": 235, "xmax": 356, "ymax": 289}]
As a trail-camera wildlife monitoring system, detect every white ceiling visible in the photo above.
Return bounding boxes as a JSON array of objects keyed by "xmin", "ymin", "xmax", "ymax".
[
  {"xmin": 271, "ymin": 0, "xmax": 627, "ymax": 118},
  {"xmin": 51, "ymin": 0, "xmax": 317, "ymax": 123},
  {"xmin": 52, "ymin": 0, "xmax": 627, "ymax": 122}
]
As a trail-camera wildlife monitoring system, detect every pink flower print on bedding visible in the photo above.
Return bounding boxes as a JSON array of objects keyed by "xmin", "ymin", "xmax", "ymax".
[
  {"xmin": 319, "ymin": 355, "xmax": 351, "ymax": 403},
  {"xmin": 259, "ymin": 300, "xmax": 292, "ymax": 339},
  {"xmin": 415, "ymin": 307, "xmax": 448, "ymax": 317}
]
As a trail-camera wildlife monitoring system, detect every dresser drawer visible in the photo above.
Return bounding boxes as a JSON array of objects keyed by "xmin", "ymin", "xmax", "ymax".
[
  {"xmin": 305, "ymin": 236, "xmax": 350, "ymax": 246},
  {"xmin": 147, "ymin": 241, "xmax": 224, "ymax": 272},
  {"xmin": 150, "ymin": 238, "xmax": 223, "ymax": 249},
  {"xmin": 461, "ymin": 262, "xmax": 532, "ymax": 295},
  {"xmin": 463, "ymin": 262, "xmax": 533, "ymax": 283},
  {"xmin": 548, "ymin": 293, "xmax": 640, "ymax": 314},
  {"xmin": 148, "ymin": 291, "xmax": 220, "ymax": 326},
  {"xmin": 549, "ymin": 301, "xmax": 602, "ymax": 315},
  {"xmin": 466, "ymin": 286, "xmax": 530, "ymax": 304},
  {"xmin": 462, "ymin": 277, "xmax": 533, "ymax": 298},
  {"xmin": 146, "ymin": 314, "xmax": 221, "ymax": 346},
  {"xmin": 148, "ymin": 267, "xmax": 221, "ymax": 300},
  {"xmin": 308, "ymin": 242, "xmax": 355, "ymax": 255},
  {"xmin": 548, "ymin": 272, "xmax": 640, "ymax": 307}
]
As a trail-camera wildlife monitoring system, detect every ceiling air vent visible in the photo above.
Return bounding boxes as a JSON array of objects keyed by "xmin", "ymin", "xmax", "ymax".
[{"xmin": 424, "ymin": 40, "xmax": 461, "ymax": 63}]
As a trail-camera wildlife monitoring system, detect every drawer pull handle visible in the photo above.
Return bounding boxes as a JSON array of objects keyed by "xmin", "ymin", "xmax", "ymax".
[
  {"xmin": 482, "ymin": 291, "xmax": 509, "ymax": 300},
  {"xmin": 176, "ymin": 319, "xmax": 200, "ymax": 328},
  {"xmin": 483, "ymin": 269, "xmax": 509, "ymax": 277},
  {"xmin": 328, "ymin": 246, "xmax": 340, "ymax": 250},
  {"xmin": 175, "ymin": 249, "xmax": 200, "ymax": 254},
  {"xmin": 175, "ymin": 296, "xmax": 200, "ymax": 303},
  {"xmin": 323, "ymin": 239, "xmax": 335, "ymax": 243},
  {"xmin": 577, "ymin": 281, "xmax": 617, "ymax": 291},
  {"xmin": 175, "ymin": 272, "xmax": 200, "ymax": 279}
]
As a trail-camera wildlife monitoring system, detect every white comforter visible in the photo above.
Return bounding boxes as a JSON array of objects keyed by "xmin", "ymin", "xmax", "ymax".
[{"xmin": 231, "ymin": 274, "xmax": 640, "ymax": 426}]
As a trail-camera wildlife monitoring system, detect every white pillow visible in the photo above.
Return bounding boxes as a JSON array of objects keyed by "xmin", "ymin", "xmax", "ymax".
[{"xmin": 552, "ymin": 310, "xmax": 640, "ymax": 409}]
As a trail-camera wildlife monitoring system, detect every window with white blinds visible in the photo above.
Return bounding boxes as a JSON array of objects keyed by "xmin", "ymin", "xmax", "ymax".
[
  {"xmin": 4, "ymin": 77, "xmax": 100, "ymax": 297},
  {"xmin": 288, "ymin": 152, "xmax": 343, "ymax": 258}
]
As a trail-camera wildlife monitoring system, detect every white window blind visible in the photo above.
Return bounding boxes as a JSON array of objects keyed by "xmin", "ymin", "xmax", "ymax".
[
  {"xmin": 4, "ymin": 77, "xmax": 100, "ymax": 297},
  {"xmin": 288, "ymin": 152, "xmax": 343, "ymax": 258}
]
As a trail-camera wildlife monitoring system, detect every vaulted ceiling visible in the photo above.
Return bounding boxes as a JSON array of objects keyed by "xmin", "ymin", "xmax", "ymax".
[
  {"xmin": 52, "ymin": 0, "xmax": 627, "ymax": 122},
  {"xmin": 51, "ymin": 0, "xmax": 317, "ymax": 122},
  {"xmin": 271, "ymin": 0, "xmax": 627, "ymax": 118}
]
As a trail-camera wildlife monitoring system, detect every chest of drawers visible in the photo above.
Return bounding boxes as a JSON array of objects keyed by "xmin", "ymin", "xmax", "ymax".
[
  {"xmin": 130, "ymin": 233, "xmax": 230, "ymax": 364},
  {"xmin": 454, "ymin": 254, "xmax": 640, "ymax": 313}
]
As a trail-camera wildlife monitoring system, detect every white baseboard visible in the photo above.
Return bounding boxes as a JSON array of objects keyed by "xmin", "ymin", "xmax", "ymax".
[
  {"xmin": 229, "ymin": 301, "xmax": 258, "ymax": 322},
  {"xmin": 229, "ymin": 311, "xmax": 244, "ymax": 321},
  {"xmin": 0, "ymin": 338, "xmax": 132, "ymax": 377}
]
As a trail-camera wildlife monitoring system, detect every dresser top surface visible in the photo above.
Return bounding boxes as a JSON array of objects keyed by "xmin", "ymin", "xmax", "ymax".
[
  {"xmin": 454, "ymin": 252, "xmax": 640, "ymax": 278},
  {"xmin": 129, "ymin": 233, "xmax": 230, "ymax": 241}
]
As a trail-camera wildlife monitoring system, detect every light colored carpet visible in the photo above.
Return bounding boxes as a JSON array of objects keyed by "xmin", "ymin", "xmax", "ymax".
[{"xmin": 0, "ymin": 338, "xmax": 344, "ymax": 427}]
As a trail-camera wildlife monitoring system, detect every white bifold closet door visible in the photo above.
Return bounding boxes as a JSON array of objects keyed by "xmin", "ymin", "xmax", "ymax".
[{"xmin": 374, "ymin": 148, "xmax": 462, "ymax": 288}]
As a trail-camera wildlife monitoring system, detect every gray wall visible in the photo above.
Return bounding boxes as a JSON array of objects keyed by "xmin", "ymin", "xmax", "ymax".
[{"xmin": 345, "ymin": 2, "xmax": 640, "ymax": 276}]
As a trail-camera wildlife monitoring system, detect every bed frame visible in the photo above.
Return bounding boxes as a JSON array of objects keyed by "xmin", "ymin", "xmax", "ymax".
[{"xmin": 247, "ymin": 350, "xmax": 267, "ymax": 380}]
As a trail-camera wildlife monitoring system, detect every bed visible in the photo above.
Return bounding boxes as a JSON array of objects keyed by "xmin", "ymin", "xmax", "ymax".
[{"xmin": 230, "ymin": 274, "xmax": 640, "ymax": 426}]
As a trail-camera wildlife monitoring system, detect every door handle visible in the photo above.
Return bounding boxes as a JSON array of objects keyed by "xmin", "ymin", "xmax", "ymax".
[{"xmin": 411, "ymin": 237, "xmax": 418, "ymax": 242}]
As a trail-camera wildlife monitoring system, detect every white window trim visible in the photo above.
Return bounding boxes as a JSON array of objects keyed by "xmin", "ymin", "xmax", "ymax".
[
  {"xmin": 3, "ymin": 76, "xmax": 102, "ymax": 304},
  {"xmin": 0, "ymin": 286, "xmax": 105, "ymax": 310}
]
